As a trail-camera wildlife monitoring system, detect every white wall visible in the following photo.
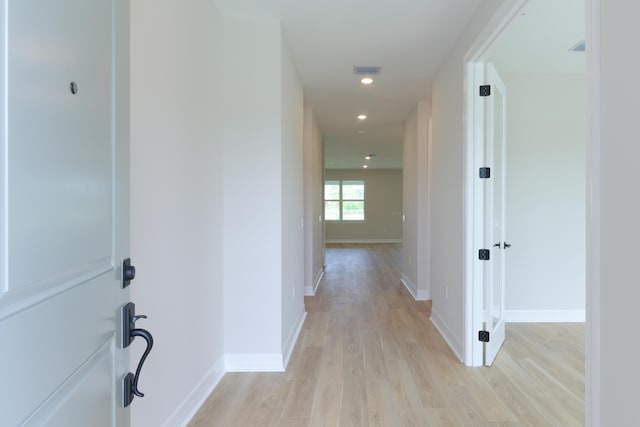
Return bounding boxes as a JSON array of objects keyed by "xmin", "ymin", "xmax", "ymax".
[
  {"xmin": 222, "ymin": 16, "xmax": 284, "ymax": 363},
  {"xmin": 222, "ymin": 16, "xmax": 306, "ymax": 371},
  {"xmin": 324, "ymin": 169, "xmax": 403, "ymax": 243},
  {"xmin": 130, "ymin": 1, "xmax": 225, "ymax": 426},
  {"xmin": 501, "ymin": 72, "xmax": 586, "ymax": 320},
  {"xmin": 430, "ymin": 0, "xmax": 511, "ymax": 359},
  {"xmin": 597, "ymin": 1, "xmax": 640, "ymax": 424},
  {"xmin": 280, "ymin": 36, "xmax": 306, "ymax": 366},
  {"xmin": 303, "ymin": 107, "xmax": 325, "ymax": 296},
  {"xmin": 401, "ymin": 102, "xmax": 431, "ymax": 300},
  {"xmin": 131, "ymin": 4, "xmax": 306, "ymax": 425}
]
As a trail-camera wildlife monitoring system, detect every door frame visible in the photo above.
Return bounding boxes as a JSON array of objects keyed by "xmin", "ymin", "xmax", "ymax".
[
  {"xmin": 462, "ymin": 0, "xmax": 527, "ymax": 368},
  {"xmin": 462, "ymin": 0, "xmax": 601, "ymax": 424}
]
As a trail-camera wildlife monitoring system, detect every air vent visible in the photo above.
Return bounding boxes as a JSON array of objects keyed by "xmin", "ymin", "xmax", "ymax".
[
  {"xmin": 353, "ymin": 66, "xmax": 381, "ymax": 75},
  {"xmin": 569, "ymin": 40, "xmax": 586, "ymax": 52}
]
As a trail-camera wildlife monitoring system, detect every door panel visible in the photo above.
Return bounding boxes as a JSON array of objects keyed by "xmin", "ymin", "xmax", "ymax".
[
  {"xmin": 8, "ymin": 0, "xmax": 112, "ymax": 293},
  {"xmin": 483, "ymin": 63, "xmax": 507, "ymax": 366},
  {"xmin": 1, "ymin": 0, "xmax": 130, "ymax": 425}
]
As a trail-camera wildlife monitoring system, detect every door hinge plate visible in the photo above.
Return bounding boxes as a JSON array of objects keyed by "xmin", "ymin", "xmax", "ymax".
[
  {"xmin": 479, "ymin": 85, "xmax": 491, "ymax": 97},
  {"xmin": 479, "ymin": 167, "xmax": 491, "ymax": 179},
  {"xmin": 479, "ymin": 330, "xmax": 490, "ymax": 342},
  {"xmin": 478, "ymin": 249, "xmax": 490, "ymax": 260}
]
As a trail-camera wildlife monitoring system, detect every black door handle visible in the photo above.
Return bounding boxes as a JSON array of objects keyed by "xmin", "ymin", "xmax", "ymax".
[{"xmin": 122, "ymin": 302, "xmax": 154, "ymax": 407}]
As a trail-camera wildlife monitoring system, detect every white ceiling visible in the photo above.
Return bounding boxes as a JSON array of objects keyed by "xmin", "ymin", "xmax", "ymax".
[
  {"xmin": 214, "ymin": 0, "xmax": 483, "ymax": 169},
  {"xmin": 488, "ymin": 0, "xmax": 585, "ymax": 74},
  {"xmin": 213, "ymin": 0, "xmax": 584, "ymax": 170}
]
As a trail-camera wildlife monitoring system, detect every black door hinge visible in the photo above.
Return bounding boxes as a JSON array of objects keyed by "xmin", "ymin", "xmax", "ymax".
[
  {"xmin": 479, "ymin": 167, "xmax": 491, "ymax": 179},
  {"xmin": 478, "ymin": 249, "xmax": 490, "ymax": 260},
  {"xmin": 479, "ymin": 330, "xmax": 490, "ymax": 342},
  {"xmin": 479, "ymin": 85, "xmax": 491, "ymax": 97}
]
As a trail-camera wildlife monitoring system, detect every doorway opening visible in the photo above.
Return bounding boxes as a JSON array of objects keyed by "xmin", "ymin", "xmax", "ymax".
[{"xmin": 464, "ymin": 0, "xmax": 587, "ymax": 367}]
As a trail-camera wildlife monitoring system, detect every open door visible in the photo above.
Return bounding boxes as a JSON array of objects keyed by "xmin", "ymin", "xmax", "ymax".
[
  {"xmin": 0, "ymin": 1, "xmax": 140, "ymax": 425},
  {"xmin": 482, "ymin": 63, "xmax": 508, "ymax": 366}
]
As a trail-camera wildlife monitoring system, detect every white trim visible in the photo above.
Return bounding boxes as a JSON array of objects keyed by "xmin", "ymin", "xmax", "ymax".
[
  {"xmin": 325, "ymin": 238, "xmax": 402, "ymax": 244},
  {"xmin": 400, "ymin": 275, "xmax": 431, "ymax": 301},
  {"xmin": 505, "ymin": 310, "xmax": 585, "ymax": 323},
  {"xmin": 585, "ymin": 0, "xmax": 601, "ymax": 425},
  {"xmin": 224, "ymin": 353, "xmax": 285, "ymax": 372},
  {"xmin": 416, "ymin": 289, "xmax": 431, "ymax": 301},
  {"xmin": 430, "ymin": 309, "xmax": 464, "ymax": 363},
  {"xmin": 163, "ymin": 356, "xmax": 225, "ymax": 427},
  {"xmin": 305, "ymin": 268, "xmax": 323, "ymax": 296},
  {"xmin": 400, "ymin": 275, "xmax": 417, "ymax": 299},
  {"xmin": 462, "ymin": 0, "xmax": 528, "ymax": 367},
  {"xmin": 282, "ymin": 304, "xmax": 306, "ymax": 369}
]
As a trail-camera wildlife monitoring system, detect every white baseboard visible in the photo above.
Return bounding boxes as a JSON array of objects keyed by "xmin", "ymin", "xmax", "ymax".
[
  {"xmin": 224, "ymin": 353, "xmax": 285, "ymax": 372},
  {"xmin": 325, "ymin": 238, "xmax": 402, "ymax": 244},
  {"xmin": 416, "ymin": 289, "xmax": 431, "ymax": 301},
  {"xmin": 305, "ymin": 268, "xmax": 324, "ymax": 296},
  {"xmin": 283, "ymin": 305, "xmax": 307, "ymax": 368},
  {"xmin": 430, "ymin": 309, "xmax": 464, "ymax": 363},
  {"xmin": 505, "ymin": 309, "xmax": 586, "ymax": 323},
  {"xmin": 401, "ymin": 275, "xmax": 417, "ymax": 299},
  {"xmin": 163, "ymin": 355, "xmax": 225, "ymax": 427},
  {"xmin": 401, "ymin": 275, "xmax": 431, "ymax": 301}
]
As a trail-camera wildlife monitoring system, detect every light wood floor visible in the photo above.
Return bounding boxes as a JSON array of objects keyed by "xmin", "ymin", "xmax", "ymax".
[{"xmin": 189, "ymin": 244, "xmax": 584, "ymax": 426}]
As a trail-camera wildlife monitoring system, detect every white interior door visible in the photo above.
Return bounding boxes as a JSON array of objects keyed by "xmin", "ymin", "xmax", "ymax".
[
  {"xmin": 483, "ymin": 63, "xmax": 507, "ymax": 366},
  {"xmin": 1, "ymin": 1, "xmax": 131, "ymax": 425}
]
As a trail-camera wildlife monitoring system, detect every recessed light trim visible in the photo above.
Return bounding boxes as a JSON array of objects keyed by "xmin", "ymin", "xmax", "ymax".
[
  {"xmin": 361, "ymin": 77, "xmax": 373, "ymax": 85},
  {"xmin": 357, "ymin": 114, "xmax": 367, "ymax": 120}
]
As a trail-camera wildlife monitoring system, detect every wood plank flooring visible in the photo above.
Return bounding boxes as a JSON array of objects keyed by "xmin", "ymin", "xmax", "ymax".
[{"xmin": 189, "ymin": 244, "xmax": 584, "ymax": 426}]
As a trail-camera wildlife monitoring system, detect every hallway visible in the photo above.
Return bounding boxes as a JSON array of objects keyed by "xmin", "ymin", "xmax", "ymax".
[{"xmin": 189, "ymin": 244, "xmax": 584, "ymax": 426}]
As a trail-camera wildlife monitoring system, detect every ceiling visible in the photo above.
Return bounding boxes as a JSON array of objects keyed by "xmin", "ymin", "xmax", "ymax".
[
  {"xmin": 214, "ymin": 0, "xmax": 483, "ymax": 169},
  {"xmin": 488, "ymin": 0, "xmax": 585, "ymax": 74},
  {"xmin": 213, "ymin": 0, "xmax": 584, "ymax": 170}
]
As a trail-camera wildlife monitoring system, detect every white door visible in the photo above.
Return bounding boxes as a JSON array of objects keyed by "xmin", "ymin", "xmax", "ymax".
[
  {"xmin": 483, "ymin": 63, "xmax": 507, "ymax": 366},
  {"xmin": 1, "ymin": 1, "xmax": 132, "ymax": 425}
]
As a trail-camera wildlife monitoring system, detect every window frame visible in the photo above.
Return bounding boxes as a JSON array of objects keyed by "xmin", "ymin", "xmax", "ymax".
[{"xmin": 324, "ymin": 179, "xmax": 365, "ymax": 222}]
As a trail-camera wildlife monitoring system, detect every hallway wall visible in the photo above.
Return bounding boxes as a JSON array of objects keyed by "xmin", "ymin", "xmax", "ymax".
[
  {"xmin": 131, "ymin": 1, "xmax": 225, "ymax": 426},
  {"xmin": 401, "ymin": 102, "xmax": 431, "ymax": 300},
  {"xmin": 131, "ymin": 2, "xmax": 305, "ymax": 426},
  {"xmin": 598, "ymin": 0, "xmax": 640, "ymax": 423},
  {"xmin": 303, "ymin": 107, "xmax": 325, "ymax": 296}
]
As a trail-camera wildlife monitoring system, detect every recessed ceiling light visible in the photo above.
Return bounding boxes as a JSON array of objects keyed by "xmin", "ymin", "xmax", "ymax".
[
  {"xmin": 363, "ymin": 165, "xmax": 368, "ymax": 169},
  {"xmin": 361, "ymin": 77, "xmax": 373, "ymax": 85},
  {"xmin": 365, "ymin": 156, "xmax": 371, "ymax": 160},
  {"xmin": 357, "ymin": 114, "xmax": 367, "ymax": 120},
  {"xmin": 357, "ymin": 130, "xmax": 365, "ymax": 134}
]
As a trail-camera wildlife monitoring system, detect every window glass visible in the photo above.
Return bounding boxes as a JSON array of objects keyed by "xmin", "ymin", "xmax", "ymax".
[{"xmin": 324, "ymin": 179, "xmax": 365, "ymax": 221}]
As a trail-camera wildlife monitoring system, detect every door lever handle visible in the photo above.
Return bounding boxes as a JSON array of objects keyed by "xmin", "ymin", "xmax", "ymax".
[
  {"xmin": 129, "ymin": 328, "xmax": 153, "ymax": 398},
  {"xmin": 504, "ymin": 243, "xmax": 511, "ymax": 249},
  {"xmin": 121, "ymin": 302, "xmax": 154, "ymax": 407},
  {"xmin": 493, "ymin": 242, "xmax": 501, "ymax": 248}
]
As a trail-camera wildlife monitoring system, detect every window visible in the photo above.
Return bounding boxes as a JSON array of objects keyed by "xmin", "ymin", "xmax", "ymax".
[{"xmin": 324, "ymin": 180, "xmax": 365, "ymax": 221}]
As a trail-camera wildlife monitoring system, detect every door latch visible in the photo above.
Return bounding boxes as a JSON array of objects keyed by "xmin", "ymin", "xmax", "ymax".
[{"xmin": 122, "ymin": 302, "xmax": 154, "ymax": 408}]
